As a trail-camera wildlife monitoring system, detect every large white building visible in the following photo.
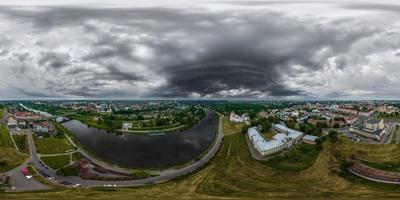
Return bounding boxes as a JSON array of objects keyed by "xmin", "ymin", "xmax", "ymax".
[
  {"xmin": 247, "ymin": 124, "xmax": 303, "ymax": 156},
  {"xmin": 230, "ymin": 111, "xmax": 250, "ymax": 123},
  {"xmin": 349, "ymin": 117, "xmax": 385, "ymax": 140}
]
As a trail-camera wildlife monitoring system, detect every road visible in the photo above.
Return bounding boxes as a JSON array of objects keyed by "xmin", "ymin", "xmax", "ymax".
[
  {"xmin": 26, "ymin": 109, "xmax": 224, "ymax": 188},
  {"xmin": 8, "ymin": 165, "xmax": 49, "ymax": 192}
]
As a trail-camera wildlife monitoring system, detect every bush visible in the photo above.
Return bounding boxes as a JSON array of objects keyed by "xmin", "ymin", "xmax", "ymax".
[
  {"xmin": 56, "ymin": 165, "xmax": 79, "ymax": 176},
  {"xmin": 132, "ymin": 170, "xmax": 150, "ymax": 179},
  {"xmin": 0, "ymin": 160, "xmax": 7, "ymax": 166},
  {"xmin": 328, "ymin": 130, "xmax": 338, "ymax": 142}
]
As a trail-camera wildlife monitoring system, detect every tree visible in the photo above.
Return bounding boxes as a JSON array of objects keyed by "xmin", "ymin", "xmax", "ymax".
[
  {"xmin": 328, "ymin": 130, "xmax": 338, "ymax": 142},
  {"xmin": 241, "ymin": 125, "xmax": 249, "ymax": 134},
  {"xmin": 261, "ymin": 120, "xmax": 272, "ymax": 132},
  {"xmin": 315, "ymin": 138, "xmax": 323, "ymax": 150}
]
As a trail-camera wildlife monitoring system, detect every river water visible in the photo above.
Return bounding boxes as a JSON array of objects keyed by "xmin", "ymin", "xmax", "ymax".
[{"xmin": 62, "ymin": 109, "xmax": 218, "ymax": 168}]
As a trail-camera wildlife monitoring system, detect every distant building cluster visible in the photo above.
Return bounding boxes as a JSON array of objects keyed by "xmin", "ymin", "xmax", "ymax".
[
  {"xmin": 229, "ymin": 111, "xmax": 250, "ymax": 123},
  {"xmin": 247, "ymin": 124, "xmax": 303, "ymax": 156},
  {"xmin": 6, "ymin": 107, "xmax": 56, "ymax": 136},
  {"xmin": 7, "ymin": 111, "xmax": 43, "ymax": 130}
]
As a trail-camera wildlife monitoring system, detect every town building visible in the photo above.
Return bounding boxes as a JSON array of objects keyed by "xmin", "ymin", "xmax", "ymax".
[
  {"xmin": 349, "ymin": 117, "xmax": 385, "ymax": 140},
  {"xmin": 7, "ymin": 117, "xmax": 17, "ymax": 129},
  {"xmin": 32, "ymin": 121, "xmax": 56, "ymax": 135},
  {"xmin": 247, "ymin": 124, "xmax": 303, "ymax": 156},
  {"xmin": 258, "ymin": 110, "xmax": 270, "ymax": 118},
  {"xmin": 303, "ymin": 135, "xmax": 319, "ymax": 144},
  {"xmin": 230, "ymin": 111, "xmax": 250, "ymax": 123},
  {"xmin": 344, "ymin": 115, "xmax": 358, "ymax": 125},
  {"xmin": 359, "ymin": 110, "xmax": 375, "ymax": 117},
  {"xmin": 14, "ymin": 111, "xmax": 42, "ymax": 122},
  {"xmin": 122, "ymin": 122, "xmax": 133, "ymax": 131}
]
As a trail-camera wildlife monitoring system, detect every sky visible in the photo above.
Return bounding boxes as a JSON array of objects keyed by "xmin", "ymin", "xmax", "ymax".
[{"xmin": 1, "ymin": 0, "xmax": 400, "ymax": 100}]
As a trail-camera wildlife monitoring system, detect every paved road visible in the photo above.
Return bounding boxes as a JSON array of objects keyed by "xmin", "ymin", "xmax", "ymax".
[
  {"xmin": 27, "ymin": 109, "xmax": 224, "ymax": 188},
  {"xmin": 8, "ymin": 165, "xmax": 49, "ymax": 192},
  {"xmin": 1, "ymin": 127, "xmax": 50, "ymax": 192}
]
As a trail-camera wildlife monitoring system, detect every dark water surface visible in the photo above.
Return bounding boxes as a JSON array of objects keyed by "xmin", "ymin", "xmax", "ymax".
[{"xmin": 62, "ymin": 110, "xmax": 218, "ymax": 168}]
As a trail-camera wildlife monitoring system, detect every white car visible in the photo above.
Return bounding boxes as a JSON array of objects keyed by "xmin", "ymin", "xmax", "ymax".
[
  {"xmin": 73, "ymin": 184, "xmax": 82, "ymax": 188},
  {"xmin": 25, "ymin": 175, "xmax": 32, "ymax": 179}
]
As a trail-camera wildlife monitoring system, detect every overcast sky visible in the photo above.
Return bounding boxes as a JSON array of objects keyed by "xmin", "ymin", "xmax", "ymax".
[{"xmin": 1, "ymin": 0, "xmax": 400, "ymax": 100}]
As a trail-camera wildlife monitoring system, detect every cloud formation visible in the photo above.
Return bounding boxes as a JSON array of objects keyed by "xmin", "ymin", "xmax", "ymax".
[{"xmin": 0, "ymin": 1, "xmax": 400, "ymax": 99}]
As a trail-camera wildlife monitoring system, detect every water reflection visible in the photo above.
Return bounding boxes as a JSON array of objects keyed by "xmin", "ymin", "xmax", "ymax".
[{"xmin": 62, "ymin": 110, "xmax": 217, "ymax": 168}]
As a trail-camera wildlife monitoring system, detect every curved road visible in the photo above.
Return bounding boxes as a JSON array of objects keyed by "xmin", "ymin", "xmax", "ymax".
[{"xmin": 27, "ymin": 109, "xmax": 224, "ymax": 188}]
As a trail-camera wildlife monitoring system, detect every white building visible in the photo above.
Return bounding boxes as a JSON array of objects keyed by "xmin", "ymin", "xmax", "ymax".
[
  {"xmin": 7, "ymin": 117, "xmax": 18, "ymax": 129},
  {"xmin": 122, "ymin": 122, "xmax": 133, "ymax": 131},
  {"xmin": 230, "ymin": 111, "xmax": 250, "ymax": 123},
  {"xmin": 247, "ymin": 125, "xmax": 303, "ymax": 156}
]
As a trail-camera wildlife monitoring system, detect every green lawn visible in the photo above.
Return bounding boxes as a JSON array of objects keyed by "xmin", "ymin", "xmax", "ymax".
[
  {"xmin": 0, "ymin": 123, "xmax": 13, "ymax": 147},
  {"xmin": 391, "ymin": 125, "xmax": 399, "ymax": 144},
  {"xmin": 13, "ymin": 134, "xmax": 29, "ymax": 154},
  {"xmin": 263, "ymin": 143, "xmax": 321, "ymax": 171},
  {"xmin": 0, "ymin": 147, "xmax": 28, "ymax": 173},
  {"xmin": 71, "ymin": 114, "xmax": 110, "ymax": 130},
  {"xmin": 34, "ymin": 136, "xmax": 76, "ymax": 154},
  {"xmin": 41, "ymin": 155, "xmax": 70, "ymax": 170},
  {"xmin": 222, "ymin": 116, "xmax": 245, "ymax": 135},
  {"xmin": 359, "ymin": 159, "xmax": 400, "ymax": 173},
  {"xmin": 262, "ymin": 131, "xmax": 274, "ymax": 140},
  {"xmin": 72, "ymin": 152, "xmax": 84, "ymax": 161}
]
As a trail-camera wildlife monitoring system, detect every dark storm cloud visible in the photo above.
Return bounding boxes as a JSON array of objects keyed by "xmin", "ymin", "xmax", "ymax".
[
  {"xmin": 103, "ymin": 64, "xmax": 144, "ymax": 82},
  {"xmin": 38, "ymin": 51, "xmax": 70, "ymax": 69},
  {"xmin": 0, "ymin": 6, "xmax": 379, "ymax": 99}
]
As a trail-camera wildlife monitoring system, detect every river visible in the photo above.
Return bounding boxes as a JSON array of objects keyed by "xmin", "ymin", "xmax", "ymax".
[{"xmin": 62, "ymin": 109, "xmax": 218, "ymax": 168}]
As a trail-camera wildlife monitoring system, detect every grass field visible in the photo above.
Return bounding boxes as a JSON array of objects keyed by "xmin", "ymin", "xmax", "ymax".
[
  {"xmin": 34, "ymin": 136, "xmax": 76, "ymax": 154},
  {"xmin": 0, "ymin": 147, "xmax": 28, "ymax": 173},
  {"xmin": 222, "ymin": 116, "xmax": 245, "ymax": 135},
  {"xmin": 263, "ymin": 143, "xmax": 321, "ymax": 171},
  {"xmin": 41, "ymin": 155, "xmax": 71, "ymax": 170},
  {"xmin": 0, "ymin": 123, "xmax": 13, "ymax": 147},
  {"xmin": 71, "ymin": 114, "xmax": 110, "ymax": 130},
  {"xmin": 0, "ymin": 123, "xmax": 28, "ymax": 172},
  {"xmin": 263, "ymin": 131, "xmax": 274, "ymax": 139},
  {"xmin": 13, "ymin": 134, "xmax": 29, "ymax": 154},
  {"xmin": 72, "ymin": 152, "xmax": 84, "ymax": 161},
  {"xmin": 2, "ymin": 130, "xmax": 400, "ymax": 199},
  {"xmin": 391, "ymin": 125, "xmax": 399, "ymax": 144}
]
